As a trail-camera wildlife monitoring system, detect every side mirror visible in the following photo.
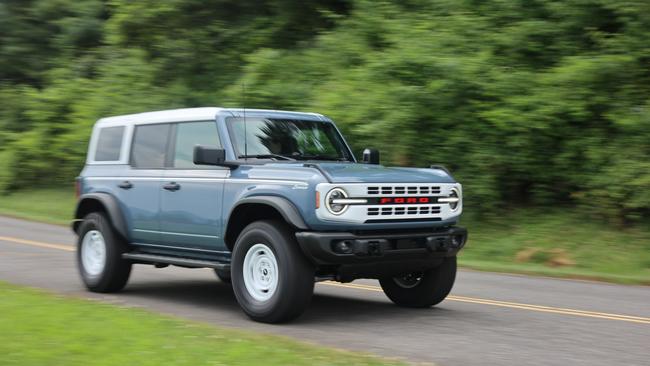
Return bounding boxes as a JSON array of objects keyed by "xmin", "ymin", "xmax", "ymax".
[
  {"xmin": 362, "ymin": 148, "xmax": 380, "ymax": 164},
  {"xmin": 193, "ymin": 145, "xmax": 226, "ymax": 166}
]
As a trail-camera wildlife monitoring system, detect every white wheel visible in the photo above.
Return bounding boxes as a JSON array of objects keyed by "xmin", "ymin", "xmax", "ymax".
[
  {"xmin": 242, "ymin": 243, "xmax": 279, "ymax": 302},
  {"xmin": 81, "ymin": 230, "xmax": 107, "ymax": 276}
]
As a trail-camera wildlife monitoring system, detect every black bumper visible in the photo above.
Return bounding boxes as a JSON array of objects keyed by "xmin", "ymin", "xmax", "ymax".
[{"xmin": 295, "ymin": 226, "xmax": 467, "ymax": 266}]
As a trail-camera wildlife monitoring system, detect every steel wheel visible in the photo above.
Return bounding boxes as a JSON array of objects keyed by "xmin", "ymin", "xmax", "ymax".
[
  {"xmin": 81, "ymin": 230, "xmax": 107, "ymax": 277},
  {"xmin": 242, "ymin": 243, "xmax": 279, "ymax": 302}
]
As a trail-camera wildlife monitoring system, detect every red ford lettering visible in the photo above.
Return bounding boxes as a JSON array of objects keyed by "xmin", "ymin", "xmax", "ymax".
[{"xmin": 378, "ymin": 197, "xmax": 431, "ymax": 204}]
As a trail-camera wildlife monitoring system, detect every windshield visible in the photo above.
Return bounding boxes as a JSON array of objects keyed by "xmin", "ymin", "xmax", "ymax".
[{"xmin": 226, "ymin": 117, "xmax": 353, "ymax": 161}]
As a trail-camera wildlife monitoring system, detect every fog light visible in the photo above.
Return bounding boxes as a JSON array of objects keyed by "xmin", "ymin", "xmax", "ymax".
[
  {"xmin": 333, "ymin": 240, "xmax": 354, "ymax": 254},
  {"xmin": 451, "ymin": 235, "xmax": 464, "ymax": 248}
]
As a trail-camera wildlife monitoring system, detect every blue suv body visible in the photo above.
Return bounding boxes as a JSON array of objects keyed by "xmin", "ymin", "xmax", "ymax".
[{"xmin": 73, "ymin": 107, "xmax": 467, "ymax": 323}]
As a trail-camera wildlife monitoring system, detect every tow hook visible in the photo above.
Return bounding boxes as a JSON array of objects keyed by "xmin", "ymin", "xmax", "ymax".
[{"xmin": 367, "ymin": 241, "xmax": 382, "ymax": 256}]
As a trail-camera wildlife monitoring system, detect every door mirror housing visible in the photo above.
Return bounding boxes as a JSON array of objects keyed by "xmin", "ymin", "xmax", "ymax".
[
  {"xmin": 362, "ymin": 148, "xmax": 380, "ymax": 164},
  {"xmin": 193, "ymin": 146, "xmax": 238, "ymax": 167}
]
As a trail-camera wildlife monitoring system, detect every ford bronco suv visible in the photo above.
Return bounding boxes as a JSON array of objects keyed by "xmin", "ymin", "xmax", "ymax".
[{"xmin": 73, "ymin": 107, "xmax": 467, "ymax": 323}]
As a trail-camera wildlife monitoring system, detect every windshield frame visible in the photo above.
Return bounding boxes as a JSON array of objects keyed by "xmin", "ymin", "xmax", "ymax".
[{"xmin": 225, "ymin": 117, "xmax": 356, "ymax": 162}]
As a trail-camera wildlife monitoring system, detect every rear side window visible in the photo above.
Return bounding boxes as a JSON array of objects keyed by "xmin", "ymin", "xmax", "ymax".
[
  {"xmin": 131, "ymin": 124, "xmax": 171, "ymax": 168},
  {"xmin": 173, "ymin": 121, "xmax": 221, "ymax": 168},
  {"xmin": 94, "ymin": 126, "xmax": 124, "ymax": 161}
]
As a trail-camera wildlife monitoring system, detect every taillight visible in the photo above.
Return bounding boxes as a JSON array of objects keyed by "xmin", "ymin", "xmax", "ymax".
[
  {"xmin": 75, "ymin": 180, "xmax": 81, "ymax": 199},
  {"xmin": 315, "ymin": 191, "xmax": 320, "ymax": 209}
]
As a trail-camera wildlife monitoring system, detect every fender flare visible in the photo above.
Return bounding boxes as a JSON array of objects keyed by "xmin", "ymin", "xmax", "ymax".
[
  {"xmin": 226, "ymin": 196, "xmax": 309, "ymax": 233},
  {"xmin": 73, "ymin": 192, "xmax": 129, "ymax": 240}
]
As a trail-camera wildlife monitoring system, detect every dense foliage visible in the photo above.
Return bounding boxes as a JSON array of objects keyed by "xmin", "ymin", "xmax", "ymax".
[{"xmin": 1, "ymin": 0, "xmax": 649, "ymax": 222}]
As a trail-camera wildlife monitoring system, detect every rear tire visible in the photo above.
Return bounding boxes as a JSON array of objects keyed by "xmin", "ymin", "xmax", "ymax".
[
  {"xmin": 231, "ymin": 220, "xmax": 314, "ymax": 323},
  {"xmin": 379, "ymin": 256, "xmax": 457, "ymax": 308},
  {"xmin": 76, "ymin": 212, "xmax": 132, "ymax": 293}
]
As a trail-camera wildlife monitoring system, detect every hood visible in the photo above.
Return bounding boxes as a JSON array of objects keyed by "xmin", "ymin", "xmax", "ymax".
[{"xmin": 314, "ymin": 163, "xmax": 456, "ymax": 183}]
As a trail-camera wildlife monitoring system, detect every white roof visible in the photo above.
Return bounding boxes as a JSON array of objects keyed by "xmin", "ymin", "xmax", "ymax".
[
  {"xmin": 96, "ymin": 108, "xmax": 222, "ymax": 127},
  {"xmin": 95, "ymin": 107, "xmax": 325, "ymax": 127}
]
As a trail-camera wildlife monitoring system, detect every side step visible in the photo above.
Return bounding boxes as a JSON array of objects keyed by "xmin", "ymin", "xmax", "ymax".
[{"xmin": 123, "ymin": 252, "xmax": 230, "ymax": 270}]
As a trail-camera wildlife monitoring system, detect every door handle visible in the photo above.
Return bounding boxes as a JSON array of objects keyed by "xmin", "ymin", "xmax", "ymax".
[
  {"xmin": 163, "ymin": 182, "xmax": 181, "ymax": 191},
  {"xmin": 118, "ymin": 181, "xmax": 133, "ymax": 189}
]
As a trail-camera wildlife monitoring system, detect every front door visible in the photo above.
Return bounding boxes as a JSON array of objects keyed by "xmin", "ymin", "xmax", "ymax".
[{"xmin": 159, "ymin": 120, "xmax": 228, "ymax": 255}]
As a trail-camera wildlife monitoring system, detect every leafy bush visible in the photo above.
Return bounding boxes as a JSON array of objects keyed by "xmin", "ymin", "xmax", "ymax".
[{"xmin": 0, "ymin": 0, "xmax": 649, "ymax": 223}]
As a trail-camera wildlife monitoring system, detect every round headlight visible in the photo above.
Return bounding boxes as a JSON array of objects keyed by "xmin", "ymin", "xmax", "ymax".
[
  {"xmin": 449, "ymin": 187, "xmax": 460, "ymax": 210},
  {"xmin": 325, "ymin": 187, "xmax": 349, "ymax": 215}
]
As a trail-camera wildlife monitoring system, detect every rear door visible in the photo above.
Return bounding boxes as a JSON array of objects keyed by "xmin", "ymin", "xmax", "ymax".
[
  {"xmin": 117, "ymin": 123, "xmax": 171, "ymax": 245},
  {"xmin": 159, "ymin": 120, "xmax": 228, "ymax": 254}
]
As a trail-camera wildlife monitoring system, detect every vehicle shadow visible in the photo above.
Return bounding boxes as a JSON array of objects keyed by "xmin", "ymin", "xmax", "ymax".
[{"xmin": 117, "ymin": 276, "xmax": 457, "ymax": 325}]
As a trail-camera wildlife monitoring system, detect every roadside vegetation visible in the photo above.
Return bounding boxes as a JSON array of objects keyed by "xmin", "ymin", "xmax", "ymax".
[
  {"xmin": 2, "ymin": 188, "xmax": 648, "ymax": 284},
  {"xmin": 0, "ymin": 281, "xmax": 402, "ymax": 366},
  {"xmin": 0, "ymin": 1, "xmax": 648, "ymax": 282},
  {"xmin": 462, "ymin": 210, "xmax": 650, "ymax": 284},
  {"xmin": 0, "ymin": 189, "xmax": 75, "ymax": 225},
  {"xmin": 2, "ymin": 1, "xmax": 650, "ymax": 225}
]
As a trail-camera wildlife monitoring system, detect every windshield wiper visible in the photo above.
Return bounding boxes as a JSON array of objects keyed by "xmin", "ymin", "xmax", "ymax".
[
  {"xmin": 292, "ymin": 154, "xmax": 348, "ymax": 161},
  {"xmin": 238, "ymin": 154, "xmax": 295, "ymax": 161}
]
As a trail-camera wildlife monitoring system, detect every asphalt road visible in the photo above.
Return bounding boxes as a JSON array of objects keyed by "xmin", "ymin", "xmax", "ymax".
[{"xmin": 1, "ymin": 215, "xmax": 648, "ymax": 365}]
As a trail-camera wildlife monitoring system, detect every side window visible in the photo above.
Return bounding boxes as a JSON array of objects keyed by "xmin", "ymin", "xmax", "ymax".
[
  {"xmin": 173, "ymin": 121, "xmax": 221, "ymax": 168},
  {"xmin": 94, "ymin": 126, "xmax": 124, "ymax": 161},
  {"xmin": 130, "ymin": 124, "xmax": 171, "ymax": 168}
]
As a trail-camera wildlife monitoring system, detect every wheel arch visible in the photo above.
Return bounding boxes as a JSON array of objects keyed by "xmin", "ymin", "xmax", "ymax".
[
  {"xmin": 224, "ymin": 196, "xmax": 308, "ymax": 251},
  {"xmin": 73, "ymin": 193, "xmax": 129, "ymax": 240}
]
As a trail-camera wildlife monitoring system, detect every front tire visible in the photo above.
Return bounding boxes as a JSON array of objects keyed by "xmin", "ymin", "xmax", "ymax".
[
  {"xmin": 231, "ymin": 220, "xmax": 314, "ymax": 323},
  {"xmin": 379, "ymin": 256, "xmax": 457, "ymax": 308},
  {"xmin": 76, "ymin": 212, "xmax": 132, "ymax": 293}
]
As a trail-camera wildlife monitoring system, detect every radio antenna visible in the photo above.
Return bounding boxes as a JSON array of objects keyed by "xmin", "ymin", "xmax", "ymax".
[{"xmin": 242, "ymin": 83, "xmax": 248, "ymax": 161}]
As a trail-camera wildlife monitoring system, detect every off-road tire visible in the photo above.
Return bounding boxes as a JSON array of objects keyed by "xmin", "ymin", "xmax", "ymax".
[
  {"xmin": 231, "ymin": 220, "xmax": 314, "ymax": 323},
  {"xmin": 379, "ymin": 256, "xmax": 457, "ymax": 308},
  {"xmin": 76, "ymin": 212, "xmax": 132, "ymax": 293}
]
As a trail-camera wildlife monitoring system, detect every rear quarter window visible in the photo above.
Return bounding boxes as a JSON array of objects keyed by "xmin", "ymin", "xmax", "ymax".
[{"xmin": 94, "ymin": 126, "xmax": 125, "ymax": 161}]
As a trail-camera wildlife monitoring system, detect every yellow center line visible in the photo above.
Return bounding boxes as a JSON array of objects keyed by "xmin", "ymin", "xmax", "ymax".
[
  {"xmin": 0, "ymin": 236, "xmax": 74, "ymax": 252},
  {"xmin": 319, "ymin": 281, "xmax": 650, "ymax": 325},
  {"xmin": 325, "ymin": 281, "xmax": 650, "ymax": 320},
  {"xmin": 2, "ymin": 234, "xmax": 648, "ymax": 325}
]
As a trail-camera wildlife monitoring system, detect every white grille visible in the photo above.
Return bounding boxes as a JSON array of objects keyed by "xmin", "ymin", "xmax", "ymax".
[{"xmin": 316, "ymin": 182, "xmax": 462, "ymax": 224}]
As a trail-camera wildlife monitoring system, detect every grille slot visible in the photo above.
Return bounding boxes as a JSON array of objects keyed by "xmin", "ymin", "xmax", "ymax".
[
  {"xmin": 367, "ymin": 206, "xmax": 441, "ymax": 217},
  {"xmin": 367, "ymin": 186, "xmax": 441, "ymax": 195}
]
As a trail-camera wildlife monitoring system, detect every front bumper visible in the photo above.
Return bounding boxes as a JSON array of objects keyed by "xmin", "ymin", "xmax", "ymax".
[{"xmin": 295, "ymin": 226, "xmax": 467, "ymax": 265}]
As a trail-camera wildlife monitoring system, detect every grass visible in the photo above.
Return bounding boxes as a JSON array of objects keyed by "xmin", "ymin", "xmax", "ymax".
[
  {"xmin": 458, "ymin": 211, "xmax": 650, "ymax": 284},
  {"xmin": 0, "ymin": 281, "xmax": 402, "ymax": 366},
  {"xmin": 0, "ymin": 188, "xmax": 75, "ymax": 225},
  {"xmin": 1, "ymin": 188, "xmax": 648, "ymax": 284}
]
